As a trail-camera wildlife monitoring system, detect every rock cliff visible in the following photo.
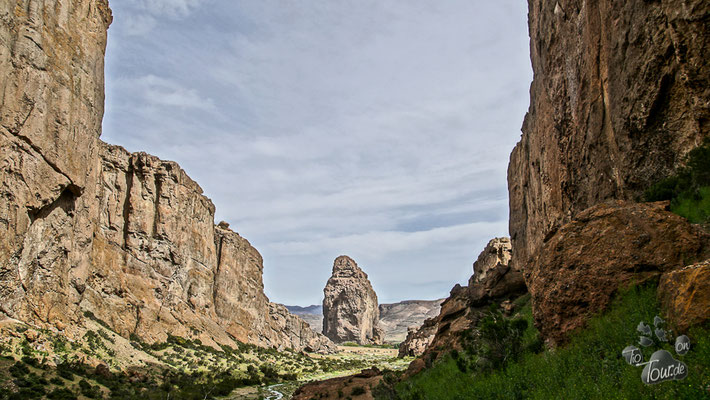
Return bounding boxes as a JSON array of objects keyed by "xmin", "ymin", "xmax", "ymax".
[
  {"xmin": 507, "ymin": 0, "xmax": 710, "ymax": 345},
  {"xmin": 399, "ymin": 237, "xmax": 526, "ymax": 358},
  {"xmin": 508, "ymin": 0, "xmax": 710, "ymax": 270},
  {"xmin": 322, "ymin": 256, "xmax": 383, "ymax": 345},
  {"xmin": 0, "ymin": 0, "xmax": 333, "ymax": 353}
]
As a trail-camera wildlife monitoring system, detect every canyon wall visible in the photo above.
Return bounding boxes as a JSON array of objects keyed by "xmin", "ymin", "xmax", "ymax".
[
  {"xmin": 508, "ymin": 0, "xmax": 710, "ymax": 270},
  {"xmin": 0, "ymin": 0, "xmax": 334, "ymax": 353}
]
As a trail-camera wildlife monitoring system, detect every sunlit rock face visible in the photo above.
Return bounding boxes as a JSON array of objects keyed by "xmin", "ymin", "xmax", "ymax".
[
  {"xmin": 508, "ymin": 0, "xmax": 710, "ymax": 271},
  {"xmin": 322, "ymin": 256, "xmax": 384, "ymax": 345},
  {"xmin": 0, "ymin": 0, "xmax": 334, "ymax": 354}
]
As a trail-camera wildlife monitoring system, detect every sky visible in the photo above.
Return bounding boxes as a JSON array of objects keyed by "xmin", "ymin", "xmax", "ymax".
[{"xmin": 102, "ymin": 0, "xmax": 533, "ymax": 306}]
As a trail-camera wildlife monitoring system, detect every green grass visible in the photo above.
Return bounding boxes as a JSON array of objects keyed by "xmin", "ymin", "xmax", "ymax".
[
  {"xmin": 383, "ymin": 284, "xmax": 710, "ymax": 400},
  {"xmin": 645, "ymin": 137, "xmax": 710, "ymax": 224},
  {"xmin": 671, "ymin": 186, "xmax": 710, "ymax": 224},
  {"xmin": 0, "ymin": 323, "xmax": 410, "ymax": 400}
]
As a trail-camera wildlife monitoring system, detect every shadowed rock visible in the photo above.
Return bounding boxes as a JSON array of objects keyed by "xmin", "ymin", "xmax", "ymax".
[{"xmin": 526, "ymin": 201, "xmax": 708, "ymax": 345}]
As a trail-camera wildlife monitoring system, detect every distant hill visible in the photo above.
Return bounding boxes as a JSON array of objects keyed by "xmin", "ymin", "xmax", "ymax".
[
  {"xmin": 285, "ymin": 299, "xmax": 444, "ymax": 343},
  {"xmin": 379, "ymin": 299, "xmax": 445, "ymax": 343}
]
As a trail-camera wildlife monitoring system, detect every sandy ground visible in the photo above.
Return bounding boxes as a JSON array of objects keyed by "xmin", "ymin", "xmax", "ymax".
[{"xmin": 336, "ymin": 345, "xmax": 398, "ymax": 356}]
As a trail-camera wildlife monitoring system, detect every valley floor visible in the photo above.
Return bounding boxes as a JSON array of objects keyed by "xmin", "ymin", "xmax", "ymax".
[{"xmin": 0, "ymin": 320, "xmax": 410, "ymax": 400}]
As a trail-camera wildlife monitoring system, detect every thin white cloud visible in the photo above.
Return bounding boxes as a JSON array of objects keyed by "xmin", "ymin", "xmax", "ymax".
[
  {"xmin": 121, "ymin": 14, "xmax": 157, "ymax": 36},
  {"xmin": 125, "ymin": 0, "xmax": 205, "ymax": 18},
  {"xmin": 115, "ymin": 75, "xmax": 215, "ymax": 111}
]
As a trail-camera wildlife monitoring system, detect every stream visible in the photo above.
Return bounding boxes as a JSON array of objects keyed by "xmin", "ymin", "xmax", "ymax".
[{"xmin": 264, "ymin": 384, "xmax": 285, "ymax": 400}]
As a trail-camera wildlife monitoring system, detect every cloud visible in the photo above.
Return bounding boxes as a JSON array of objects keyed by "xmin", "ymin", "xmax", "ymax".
[
  {"xmin": 124, "ymin": 0, "xmax": 206, "ymax": 18},
  {"xmin": 102, "ymin": 1, "xmax": 533, "ymax": 305},
  {"xmin": 121, "ymin": 14, "xmax": 157, "ymax": 36},
  {"xmin": 110, "ymin": 75, "xmax": 215, "ymax": 115}
]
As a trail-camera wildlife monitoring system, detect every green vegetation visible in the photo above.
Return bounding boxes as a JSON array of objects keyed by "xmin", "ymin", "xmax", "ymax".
[
  {"xmin": 0, "ymin": 319, "xmax": 410, "ymax": 400},
  {"xmin": 375, "ymin": 284, "xmax": 710, "ymax": 399},
  {"xmin": 645, "ymin": 137, "xmax": 710, "ymax": 224}
]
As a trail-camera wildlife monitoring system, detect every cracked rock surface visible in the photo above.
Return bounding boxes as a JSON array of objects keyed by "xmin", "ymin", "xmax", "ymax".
[
  {"xmin": 0, "ymin": 0, "xmax": 334, "ymax": 353},
  {"xmin": 508, "ymin": 0, "xmax": 710, "ymax": 270},
  {"xmin": 322, "ymin": 256, "xmax": 384, "ymax": 345}
]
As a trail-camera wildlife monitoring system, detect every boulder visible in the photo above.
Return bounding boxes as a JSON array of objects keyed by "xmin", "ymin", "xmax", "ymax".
[
  {"xmin": 398, "ymin": 319, "xmax": 437, "ymax": 358},
  {"xmin": 526, "ymin": 201, "xmax": 708, "ymax": 344},
  {"xmin": 658, "ymin": 259, "xmax": 710, "ymax": 333}
]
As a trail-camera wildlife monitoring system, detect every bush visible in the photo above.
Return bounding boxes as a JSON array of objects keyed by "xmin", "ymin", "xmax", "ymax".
[
  {"xmin": 9, "ymin": 361, "xmax": 30, "ymax": 378},
  {"xmin": 645, "ymin": 137, "xmax": 710, "ymax": 223},
  {"xmin": 78, "ymin": 379, "xmax": 102, "ymax": 399},
  {"xmin": 456, "ymin": 303, "xmax": 528, "ymax": 372},
  {"xmin": 47, "ymin": 388, "xmax": 77, "ymax": 400},
  {"xmin": 56, "ymin": 362, "xmax": 76, "ymax": 381},
  {"xmin": 351, "ymin": 386, "xmax": 366, "ymax": 395}
]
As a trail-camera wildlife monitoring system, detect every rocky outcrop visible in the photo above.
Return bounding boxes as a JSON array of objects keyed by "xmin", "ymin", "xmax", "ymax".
[
  {"xmin": 322, "ymin": 256, "xmax": 383, "ymax": 344},
  {"xmin": 526, "ymin": 201, "xmax": 708, "ymax": 344},
  {"xmin": 378, "ymin": 299, "xmax": 443, "ymax": 343},
  {"xmin": 398, "ymin": 318, "xmax": 438, "ymax": 358},
  {"xmin": 508, "ymin": 0, "xmax": 710, "ymax": 271},
  {"xmin": 0, "ymin": 0, "xmax": 333, "ymax": 354},
  {"xmin": 658, "ymin": 259, "xmax": 710, "ymax": 333},
  {"xmin": 468, "ymin": 237, "xmax": 525, "ymax": 304},
  {"xmin": 264, "ymin": 303, "xmax": 337, "ymax": 353},
  {"xmin": 399, "ymin": 237, "xmax": 526, "ymax": 358}
]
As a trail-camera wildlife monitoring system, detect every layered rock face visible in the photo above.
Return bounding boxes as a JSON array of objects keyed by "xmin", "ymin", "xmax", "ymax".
[
  {"xmin": 527, "ymin": 201, "xmax": 708, "ymax": 344},
  {"xmin": 508, "ymin": 0, "xmax": 710, "ymax": 270},
  {"xmin": 0, "ymin": 0, "xmax": 333, "ymax": 354},
  {"xmin": 399, "ymin": 237, "xmax": 526, "ymax": 358},
  {"xmin": 322, "ymin": 256, "xmax": 383, "ymax": 345}
]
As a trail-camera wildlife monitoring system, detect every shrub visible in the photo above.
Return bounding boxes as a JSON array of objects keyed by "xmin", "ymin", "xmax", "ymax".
[
  {"xmin": 351, "ymin": 386, "xmax": 366, "ymax": 395},
  {"xmin": 47, "ymin": 388, "xmax": 78, "ymax": 400},
  {"xmin": 9, "ymin": 361, "xmax": 30, "ymax": 378},
  {"xmin": 645, "ymin": 137, "xmax": 710, "ymax": 223}
]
